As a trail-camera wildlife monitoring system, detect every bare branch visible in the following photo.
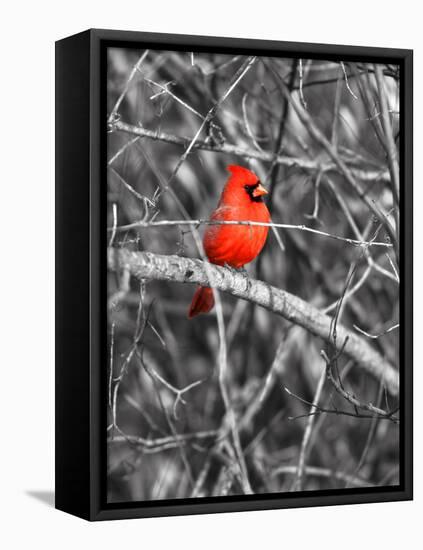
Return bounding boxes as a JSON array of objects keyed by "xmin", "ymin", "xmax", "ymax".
[
  {"xmin": 112, "ymin": 119, "xmax": 390, "ymax": 184},
  {"xmin": 292, "ymin": 369, "xmax": 326, "ymax": 491},
  {"xmin": 374, "ymin": 64, "xmax": 400, "ymax": 205},
  {"xmin": 272, "ymin": 465, "xmax": 374, "ymax": 488},
  {"xmin": 353, "ymin": 323, "xmax": 399, "ymax": 339},
  {"xmin": 284, "ymin": 385, "xmax": 398, "ymax": 423},
  {"xmin": 108, "ymin": 248, "xmax": 399, "ymax": 396},
  {"xmin": 340, "ymin": 61, "xmax": 359, "ymax": 100},
  {"xmin": 321, "ymin": 349, "xmax": 398, "ymax": 420},
  {"xmin": 108, "ymin": 50, "xmax": 149, "ymax": 124},
  {"xmin": 108, "ymin": 429, "xmax": 218, "ymax": 453},
  {"xmin": 109, "ymin": 218, "xmax": 393, "ymax": 248},
  {"xmin": 108, "ymin": 136, "xmax": 141, "ymax": 166},
  {"xmin": 298, "ymin": 59, "xmax": 307, "ymax": 108},
  {"xmin": 263, "ymin": 60, "xmax": 398, "ymax": 256},
  {"xmin": 154, "ymin": 56, "xmax": 257, "ymax": 201}
]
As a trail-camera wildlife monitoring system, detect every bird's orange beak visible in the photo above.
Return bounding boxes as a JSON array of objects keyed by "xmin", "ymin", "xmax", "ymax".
[{"xmin": 252, "ymin": 183, "xmax": 268, "ymax": 198}]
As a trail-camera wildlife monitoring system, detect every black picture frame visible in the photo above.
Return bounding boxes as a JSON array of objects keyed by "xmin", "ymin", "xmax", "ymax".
[{"xmin": 55, "ymin": 28, "xmax": 413, "ymax": 521}]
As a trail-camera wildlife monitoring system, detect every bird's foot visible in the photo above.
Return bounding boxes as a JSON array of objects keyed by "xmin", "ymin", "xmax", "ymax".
[
  {"xmin": 236, "ymin": 266, "xmax": 248, "ymax": 276},
  {"xmin": 223, "ymin": 264, "xmax": 250, "ymax": 292},
  {"xmin": 223, "ymin": 263, "xmax": 247, "ymax": 275}
]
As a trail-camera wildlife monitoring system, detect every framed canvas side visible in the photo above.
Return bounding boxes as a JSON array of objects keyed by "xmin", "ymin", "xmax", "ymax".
[
  {"xmin": 55, "ymin": 28, "xmax": 413, "ymax": 521},
  {"xmin": 55, "ymin": 30, "xmax": 92, "ymax": 520}
]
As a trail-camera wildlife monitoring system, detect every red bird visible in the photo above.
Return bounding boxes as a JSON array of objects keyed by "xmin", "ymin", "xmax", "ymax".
[{"xmin": 188, "ymin": 165, "xmax": 270, "ymax": 318}]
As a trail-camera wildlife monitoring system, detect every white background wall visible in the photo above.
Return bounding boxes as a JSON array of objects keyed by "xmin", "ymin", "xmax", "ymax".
[{"xmin": 0, "ymin": 1, "xmax": 419, "ymax": 547}]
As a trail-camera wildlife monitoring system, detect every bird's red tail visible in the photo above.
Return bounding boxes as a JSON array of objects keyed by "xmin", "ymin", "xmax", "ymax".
[{"xmin": 188, "ymin": 286, "xmax": 214, "ymax": 318}]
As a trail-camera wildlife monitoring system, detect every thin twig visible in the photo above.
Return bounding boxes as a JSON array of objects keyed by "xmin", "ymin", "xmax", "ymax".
[
  {"xmin": 108, "ymin": 50, "xmax": 149, "ymax": 124},
  {"xmin": 292, "ymin": 368, "xmax": 326, "ymax": 491},
  {"xmin": 346, "ymin": 381, "xmax": 384, "ymax": 488},
  {"xmin": 145, "ymin": 77, "xmax": 206, "ymax": 121},
  {"xmin": 321, "ymin": 349, "xmax": 399, "ymax": 421},
  {"xmin": 108, "ymin": 430, "xmax": 218, "ymax": 451},
  {"xmin": 108, "ymin": 218, "xmax": 393, "ymax": 248},
  {"xmin": 149, "ymin": 369, "xmax": 205, "ymax": 419},
  {"xmin": 298, "ymin": 59, "xmax": 307, "ymax": 108},
  {"xmin": 108, "ymin": 203, "xmax": 117, "ymax": 247},
  {"xmin": 273, "ymin": 465, "xmax": 373, "ymax": 488},
  {"xmin": 108, "ymin": 322, "xmax": 115, "ymax": 413},
  {"xmin": 242, "ymin": 93, "xmax": 264, "ymax": 151},
  {"xmin": 374, "ymin": 64, "xmax": 400, "ymax": 207},
  {"xmin": 324, "ymin": 176, "xmax": 398, "ymax": 284},
  {"xmin": 353, "ymin": 323, "xmax": 399, "ymax": 339},
  {"xmin": 340, "ymin": 62, "xmax": 358, "ymax": 100},
  {"xmin": 284, "ymin": 385, "xmax": 398, "ymax": 423},
  {"xmin": 108, "ymin": 136, "xmax": 141, "ymax": 166},
  {"xmin": 108, "ymin": 166, "xmax": 156, "ymax": 209}
]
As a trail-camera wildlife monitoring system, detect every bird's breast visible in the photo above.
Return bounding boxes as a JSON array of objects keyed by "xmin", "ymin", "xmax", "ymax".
[{"xmin": 203, "ymin": 204, "xmax": 270, "ymax": 268}]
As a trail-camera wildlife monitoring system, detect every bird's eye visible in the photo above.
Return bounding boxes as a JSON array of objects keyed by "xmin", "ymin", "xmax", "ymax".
[{"xmin": 244, "ymin": 183, "xmax": 258, "ymax": 191}]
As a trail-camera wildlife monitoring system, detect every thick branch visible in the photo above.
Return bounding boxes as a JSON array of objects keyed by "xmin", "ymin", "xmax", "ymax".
[{"xmin": 108, "ymin": 248, "xmax": 399, "ymax": 397}]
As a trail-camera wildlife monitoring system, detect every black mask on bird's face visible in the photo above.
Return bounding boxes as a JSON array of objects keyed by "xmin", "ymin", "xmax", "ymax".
[{"xmin": 244, "ymin": 181, "xmax": 268, "ymax": 202}]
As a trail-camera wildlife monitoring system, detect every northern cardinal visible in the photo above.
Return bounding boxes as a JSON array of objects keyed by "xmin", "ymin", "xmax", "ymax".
[{"xmin": 188, "ymin": 165, "xmax": 270, "ymax": 318}]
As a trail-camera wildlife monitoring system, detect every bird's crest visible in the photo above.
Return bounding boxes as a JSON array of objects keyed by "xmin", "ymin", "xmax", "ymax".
[{"xmin": 226, "ymin": 164, "xmax": 259, "ymax": 184}]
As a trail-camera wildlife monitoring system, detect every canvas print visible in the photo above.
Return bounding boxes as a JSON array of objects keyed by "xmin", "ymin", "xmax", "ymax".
[{"xmin": 106, "ymin": 47, "xmax": 400, "ymax": 503}]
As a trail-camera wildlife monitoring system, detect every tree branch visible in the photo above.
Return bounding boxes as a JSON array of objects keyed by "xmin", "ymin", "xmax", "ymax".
[
  {"xmin": 108, "ymin": 248, "xmax": 399, "ymax": 397},
  {"xmin": 112, "ymin": 120, "xmax": 389, "ymax": 184},
  {"xmin": 262, "ymin": 60, "xmax": 398, "ymax": 258},
  {"xmin": 109, "ymin": 218, "xmax": 393, "ymax": 248}
]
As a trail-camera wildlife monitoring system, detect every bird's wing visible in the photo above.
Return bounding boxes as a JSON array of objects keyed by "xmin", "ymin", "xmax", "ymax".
[{"xmin": 203, "ymin": 206, "xmax": 250, "ymax": 265}]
